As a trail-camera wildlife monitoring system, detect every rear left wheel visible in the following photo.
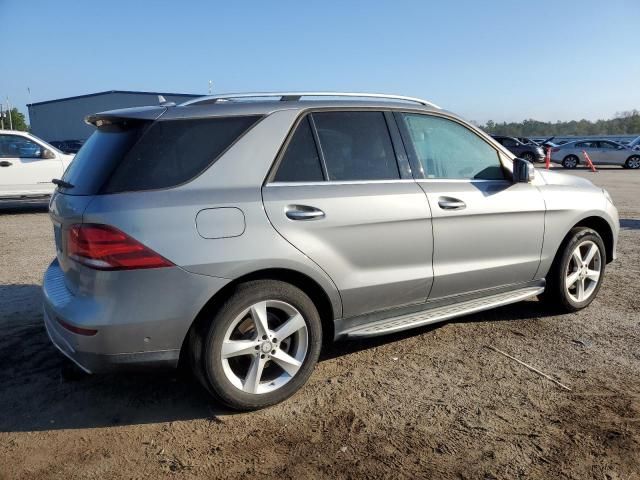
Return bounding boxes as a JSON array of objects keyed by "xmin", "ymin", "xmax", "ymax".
[
  {"xmin": 192, "ymin": 280, "xmax": 322, "ymax": 410},
  {"xmin": 562, "ymin": 155, "xmax": 579, "ymax": 169}
]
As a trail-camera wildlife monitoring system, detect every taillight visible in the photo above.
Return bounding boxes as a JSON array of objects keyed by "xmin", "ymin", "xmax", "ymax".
[{"xmin": 67, "ymin": 224, "xmax": 173, "ymax": 270}]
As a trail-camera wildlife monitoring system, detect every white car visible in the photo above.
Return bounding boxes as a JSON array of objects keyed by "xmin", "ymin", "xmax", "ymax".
[{"xmin": 0, "ymin": 130, "xmax": 75, "ymax": 198}]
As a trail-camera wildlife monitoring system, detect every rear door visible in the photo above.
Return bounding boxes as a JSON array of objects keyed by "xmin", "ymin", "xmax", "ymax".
[
  {"xmin": 396, "ymin": 112, "xmax": 545, "ymax": 299},
  {"xmin": 262, "ymin": 111, "xmax": 433, "ymax": 318},
  {"xmin": 0, "ymin": 133, "xmax": 63, "ymax": 196}
]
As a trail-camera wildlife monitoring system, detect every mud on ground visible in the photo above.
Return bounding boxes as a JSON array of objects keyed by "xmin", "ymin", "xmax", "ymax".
[{"xmin": 1, "ymin": 168, "xmax": 639, "ymax": 479}]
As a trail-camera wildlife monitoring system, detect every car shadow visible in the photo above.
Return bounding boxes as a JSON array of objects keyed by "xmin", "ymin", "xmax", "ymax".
[
  {"xmin": 0, "ymin": 284, "xmax": 557, "ymax": 433},
  {"xmin": 620, "ymin": 219, "xmax": 640, "ymax": 230}
]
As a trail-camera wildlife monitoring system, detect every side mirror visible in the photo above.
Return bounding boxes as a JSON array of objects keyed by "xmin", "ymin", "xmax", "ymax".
[
  {"xmin": 41, "ymin": 148, "xmax": 56, "ymax": 160},
  {"xmin": 513, "ymin": 158, "xmax": 535, "ymax": 183}
]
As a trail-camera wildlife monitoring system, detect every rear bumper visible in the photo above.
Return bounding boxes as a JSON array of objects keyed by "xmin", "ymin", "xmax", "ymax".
[
  {"xmin": 43, "ymin": 307, "xmax": 179, "ymax": 373},
  {"xmin": 42, "ymin": 259, "xmax": 230, "ymax": 373}
]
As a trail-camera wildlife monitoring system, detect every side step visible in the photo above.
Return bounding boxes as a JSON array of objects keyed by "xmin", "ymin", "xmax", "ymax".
[{"xmin": 344, "ymin": 286, "xmax": 544, "ymax": 338}]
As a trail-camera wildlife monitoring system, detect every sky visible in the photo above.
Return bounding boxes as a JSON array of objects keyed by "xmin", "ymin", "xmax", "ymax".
[{"xmin": 1, "ymin": 0, "xmax": 639, "ymax": 124}]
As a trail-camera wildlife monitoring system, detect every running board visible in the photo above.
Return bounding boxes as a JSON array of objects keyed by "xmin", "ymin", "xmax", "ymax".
[{"xmin": 344, "ymin": 286, "xmax": 544, "ymax": 338}]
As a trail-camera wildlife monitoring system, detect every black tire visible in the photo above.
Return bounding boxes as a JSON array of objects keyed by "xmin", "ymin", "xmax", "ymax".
[
  {"xmin": 562, "ymin": 155, "xmax": 579, "ymax": 169},
  {"xmin": 521, "ymin": 152, "xmax": 535, "ymax": 162},
  {"xmin": 625, "ymin": 155, "xmax": 640, "ymax": 169},
  {"xmin": 540, "ymin": 227, "xmax": 606, "ymax": 313},
  {"xmin": 191, "ymin": 280, "xmax": 322, "ymax": 410}
]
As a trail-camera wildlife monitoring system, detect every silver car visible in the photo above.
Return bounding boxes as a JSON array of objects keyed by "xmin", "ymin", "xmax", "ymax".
[
  {"xmin": 550, "ymin": 139, "xmax": 640, "ymax": 169},
  {"xmin": 42, "ymin": 92, "xmax": 619, "ymax": 410}
]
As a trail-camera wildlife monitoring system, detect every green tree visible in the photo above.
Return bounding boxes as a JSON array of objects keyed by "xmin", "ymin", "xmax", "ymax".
[
  {"xmin": 0, "ymin": 108, "xmax": 29, "ymax": 131},
  {"xmin": 480, "ymin": 111, "xmax": 640, "ymax": 137}
]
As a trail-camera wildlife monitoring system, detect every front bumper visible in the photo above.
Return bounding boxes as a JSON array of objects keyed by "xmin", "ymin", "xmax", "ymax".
[{"xmin": 42, "ymin": 259, "xmax": 230, "ymax": 373}]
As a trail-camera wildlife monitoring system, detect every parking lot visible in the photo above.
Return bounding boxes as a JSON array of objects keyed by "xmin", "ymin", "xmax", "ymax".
[{"xmin": 0, "ymin": 166, "xmax": 638, "ymax": 479}]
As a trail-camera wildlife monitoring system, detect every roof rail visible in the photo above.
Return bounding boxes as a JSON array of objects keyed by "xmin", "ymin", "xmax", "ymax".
[{"xmin": 180, "ymin": 92, "xmax": 440, "ymax": 109}]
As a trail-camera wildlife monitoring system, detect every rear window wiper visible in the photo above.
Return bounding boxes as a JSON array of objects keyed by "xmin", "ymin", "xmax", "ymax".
[{"xmin": 52, "ymin": 178, "xmax": 74, "ymax": 189}]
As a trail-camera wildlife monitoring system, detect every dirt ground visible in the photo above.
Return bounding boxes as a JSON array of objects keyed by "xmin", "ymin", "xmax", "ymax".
[{"xmin": 1, "ymin": 167, "xmax": 639, "ymax": 479}]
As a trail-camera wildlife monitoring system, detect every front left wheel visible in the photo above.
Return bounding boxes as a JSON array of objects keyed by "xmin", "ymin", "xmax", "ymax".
[
  {"xmin": 540, "ymin": 227, "xmax": 606, "ymax": 312},
  {"xmin": 192, "ymin": 280, "xmax": 322, "ymax": 410}
]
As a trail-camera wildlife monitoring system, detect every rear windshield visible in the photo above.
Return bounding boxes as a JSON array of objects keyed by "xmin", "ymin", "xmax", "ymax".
[{"xmin": 61, "ymin": 115, "xmax": 260, "ymax": 195}]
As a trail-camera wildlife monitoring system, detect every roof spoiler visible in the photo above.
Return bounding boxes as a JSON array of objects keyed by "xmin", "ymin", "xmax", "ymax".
[{"xmin": 85, "ymin": 106, "xmax": 167, "ymax": 126}]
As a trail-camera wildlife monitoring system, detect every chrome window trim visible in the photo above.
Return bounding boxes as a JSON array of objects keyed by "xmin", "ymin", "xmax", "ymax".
[{"xmin": 266, "ymin": 179, "xmax": 417, "ymax": 187}]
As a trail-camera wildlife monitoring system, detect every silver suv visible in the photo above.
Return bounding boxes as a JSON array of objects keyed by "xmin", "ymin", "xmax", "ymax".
[{"xmin": 42, "ymin": 92, "xmax": 619, "ymax": 410}]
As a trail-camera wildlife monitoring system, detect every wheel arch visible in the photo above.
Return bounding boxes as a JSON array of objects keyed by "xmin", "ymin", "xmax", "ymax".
[
  {"xmin": 570, "ymin": 216, "xmax": 614, "ymax": 264},
  {"xmin": 179, "ymin": 268, "xmax": 338, "ymax": 367}
]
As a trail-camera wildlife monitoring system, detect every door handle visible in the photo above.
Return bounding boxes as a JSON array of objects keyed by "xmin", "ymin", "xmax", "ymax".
[
  {"xmin": 0, "ymin": 161, "xmax": 12, "ymax": 167},
  {"xmin": 438, "ymin": 197, "xmax": 466, "ymax": 210},
  {"xmin": 285, "ymin": 205, "xmax": 325, "ymax": 221}
]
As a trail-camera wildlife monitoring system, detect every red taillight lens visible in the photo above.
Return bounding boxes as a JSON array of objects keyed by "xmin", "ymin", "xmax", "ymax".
[
  {"xmin": 56, "ymin": 317, "xmax": 98, "ymax": 336},
  {"xmin": 67, "ymin": 224, "xmax": 173, "ymax": 270}
]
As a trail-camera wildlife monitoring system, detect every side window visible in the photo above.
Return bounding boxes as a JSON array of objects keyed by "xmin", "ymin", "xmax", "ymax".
[
  {"xmin": 598, "ymin": 141, "xmax": 616, "ymax": 149},
  {"xmin": 274, "ymin": 116, "xmax": 324, "ymax": 182},
  {"xmin": 400, "ymin": 113, "xmax": 505, "ymax": 180},
  {"xmin": 0, "ymin": 135, "xmax": 42, "ymax": 158},
  {"xmin": 313, "ymin": 111, "xmax": 399, "ymax": 181},
  {"xmin": 501, "ymin": 138, "xmax": 518, "ymax": 147}
]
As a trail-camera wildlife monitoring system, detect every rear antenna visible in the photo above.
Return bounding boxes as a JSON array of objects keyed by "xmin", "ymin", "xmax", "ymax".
[{"xmin": 157, "ymin": 95, "xmax": 176, "ymax": 107}]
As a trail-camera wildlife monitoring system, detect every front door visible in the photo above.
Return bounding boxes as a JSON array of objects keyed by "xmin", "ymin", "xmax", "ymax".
[
  {"xmin": 262, "ymin": 111, "xmax": 434, "ymax": 318},
  {"xmin": 0, "ymin": 134, "xmax": 62, "ymax": 196},
  {"xmin": 395, "ymin": 112, "xmax": 545, "ymax": 299}
]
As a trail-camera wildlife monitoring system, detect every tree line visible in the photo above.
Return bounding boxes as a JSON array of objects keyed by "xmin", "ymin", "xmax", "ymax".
[{"xmin": 480, "ymin": 110, "xmax": 640, "ymax": 137}]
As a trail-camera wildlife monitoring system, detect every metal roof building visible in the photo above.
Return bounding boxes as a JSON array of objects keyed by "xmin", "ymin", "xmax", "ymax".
[{"xmin": 27, "ymin": 90, "xmax": 201, "ymax": 142}]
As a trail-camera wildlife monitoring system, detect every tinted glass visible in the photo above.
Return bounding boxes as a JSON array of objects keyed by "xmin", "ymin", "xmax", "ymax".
[
  {"xmin": 62, "ymin": 116, "xmax": 259, "ymax": 195},
  {"xmin": 104, "ymin": 116, "xmax": 260, "ymax": 193},
  {"xmin": 313, "ymin": 112, "xmax": 399, "ymax": 181},
  {"xmin": 501, "ymin": 138, "xmax": 518, "ymax": 147},
  {"xmin": 0, "ymin": 135, "xmax": 42, "ymax": 158},
  {"xmin": 61, "ymin": 121, "xmax": 149, "ymax": 195},
  {"xmin": 274, "ymin": 116, "xmax": 324, "ymax": 182},
  {"xmin": 598, "ymin": 141, "xmax": 617, "ymax": 149},
  {"xmin": 400, "ymin": 113, "xmax": 505, "ymax": 180}
]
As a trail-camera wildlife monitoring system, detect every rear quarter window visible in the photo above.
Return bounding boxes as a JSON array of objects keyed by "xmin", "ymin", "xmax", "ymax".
[{"xmin": 103, "ymin": 116, "xmax": 260, "ymax": 193}]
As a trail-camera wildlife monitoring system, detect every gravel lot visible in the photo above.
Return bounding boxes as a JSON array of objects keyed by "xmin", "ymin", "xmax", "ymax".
[{"xmin": 1, "ymin": 167, "xmax": 639, "ymax": 479}]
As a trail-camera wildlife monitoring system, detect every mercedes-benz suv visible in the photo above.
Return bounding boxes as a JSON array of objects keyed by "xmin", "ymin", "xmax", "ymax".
[{"xmin": 42, "ymin": 92, "xmax": 619, "ymax": 410}]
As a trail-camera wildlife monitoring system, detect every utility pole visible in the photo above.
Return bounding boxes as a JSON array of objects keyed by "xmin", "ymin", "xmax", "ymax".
[
  {"xmin": 6, "ymin": 97, "xmax": 13, "ymax": 130},
  {"xmin": 0, "ymin": 103, "xmax": 4, "ymax": 130},
  {"xmin": 208, "ymin": 80, "xmax": 213, "ymax": 95}
]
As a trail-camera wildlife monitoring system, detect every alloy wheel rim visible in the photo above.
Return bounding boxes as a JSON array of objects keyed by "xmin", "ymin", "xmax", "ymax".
[
  {"xmin": 566, "ymin": 157, "xmax": 577, "ymax": 167},
  {"xmin": 629, "ymin": 157, "xmax": 640, "ymax": 168},
  {"xmin": 565, "ymin": 240, "xmax": 601, "ymax": 303},
  {"xmin": 220, "ymin": 300, "xmax": 308, "ymax": 395}
]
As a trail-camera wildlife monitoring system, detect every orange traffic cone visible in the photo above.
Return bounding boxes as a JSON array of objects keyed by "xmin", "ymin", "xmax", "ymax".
[
  {"xmin": 581, "ymin": 150, "xmax": 598, "ymax": 173},
  {"xmin": 545, "ymin": 147, "xmax": 551, "ymax": 169}
]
